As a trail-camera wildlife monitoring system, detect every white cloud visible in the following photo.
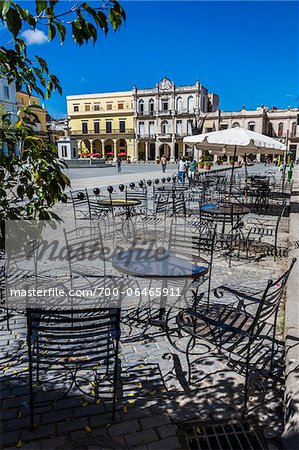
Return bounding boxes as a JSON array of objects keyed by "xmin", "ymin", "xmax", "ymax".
[{"xmin": 21, "ymin": 29, "xmax": 48, "ymax": 45}]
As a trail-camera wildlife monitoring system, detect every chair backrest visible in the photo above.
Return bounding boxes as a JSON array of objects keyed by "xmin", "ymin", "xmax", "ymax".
[
  {"xmin": 253, "ymin": 258, "xmax": 296, "ymax": 328},
  {"xmin": 172, "ymin": 192, "xmax": 186, "ymax": 217},
  {"xmin": 126, "ymin": 187, "xmax": 147, "ymax": 203},
  {"xmin": 27, "ymin": 307, "xmax": 121, "ymax": 366},
  {"xmin": 126, "ymin": 187, "xmax": 148, "ymax": 216},
  {"xmin": 63, "ymin": 224, "xmax": 107, "ymax": 279},
  {"xmin": 70, "ymin": 189, "xmax": 91, "ymax": 221},
  {"xmin": 154, "ymin": 193, "xmax": 169, "ymax": 216}
]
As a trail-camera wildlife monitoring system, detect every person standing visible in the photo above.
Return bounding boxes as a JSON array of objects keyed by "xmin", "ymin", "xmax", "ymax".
[
  {"xmin": 187, "ymin": 156, "xmax": 197, "ymax": 184},
  {"xmin": 160, "ymin": 155, "xmax": 167, "ymax": 173},
  {"xmin": 116, "ymin": 156, "xmax": 122, "ymax": 173},
  {"xmin": 178, "ymin": 157, "xmax": 187, "ymax": 185},
  {"xmin": 288, "ymin": 160, "xmax": 294, "ymax": 182}
]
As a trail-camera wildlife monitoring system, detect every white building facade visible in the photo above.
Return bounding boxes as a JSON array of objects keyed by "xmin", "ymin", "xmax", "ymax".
[
  {"xmin": 133, "ymin": 77, "xmax": 219, "ymax": 162},
  {"xmin": 217, "ymin": 106, "xmax": 299, "ymax": 161}
]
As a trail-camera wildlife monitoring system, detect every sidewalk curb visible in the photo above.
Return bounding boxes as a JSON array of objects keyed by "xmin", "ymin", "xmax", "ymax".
[{"xmin": 282, "ymin": 166, "xmax": 299, "ymax": 450}]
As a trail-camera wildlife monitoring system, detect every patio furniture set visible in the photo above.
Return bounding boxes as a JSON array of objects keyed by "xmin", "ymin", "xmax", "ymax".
[{"xmin": 0, "ymin": 167, "xmax": 295, "ymax": 432}]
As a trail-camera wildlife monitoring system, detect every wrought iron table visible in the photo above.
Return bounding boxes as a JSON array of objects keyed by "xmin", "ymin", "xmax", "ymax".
[
  {"xmin": 97, "ymin": 198, "xmax": 141, "ymax": 219},
  {"xmin": 200, "ymin": 203, "xmax": 250, "ymax": 233},
  {"xmin": 112, "ymin": 248, "xmax": 208, "ymax": 323}
]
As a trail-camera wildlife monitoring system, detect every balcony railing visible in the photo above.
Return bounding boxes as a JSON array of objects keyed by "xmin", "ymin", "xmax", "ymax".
[
  {"xmin": 71, "ymin": 129, "xmax": 134, "ymax": 135},
  {"xmin": 137, "ymin": 133, "xmax": 156, "ymax": 139}
]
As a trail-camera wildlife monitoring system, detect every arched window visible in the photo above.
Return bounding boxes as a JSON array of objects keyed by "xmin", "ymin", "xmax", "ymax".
[
  {"xmin": 149, "ymin": 99, "xmax": 154, "ymax": 115},
  {"xmin": 232, "ymin": 122, "xmax": 240, "ymax": 128},
  {"xmin": 138, "ymin": 99, "xmax": 144, "ymax": 114},
  {"xmin": 278, "ymin": 122, "xmax": 284, "ymax": 137},
  {"xmin": 291, "ymin": 122, "xmax": 297, "ymax": 137},
  {"xmin": 176, "ymin": 96, "xmax": 183, "ymax": 113},
  {"xmin": 248, "ymin": 121, "xmax": 255, "ymax": 131},
  {"xmin": 268, "ymin": 123, "xmax": 273, "ymax": 137},
  {"xmin": 161, "ymin": 120, "xmax": 168, "ymax": 134},
  {"xmin": 187, "ymin": 96, "xmax": 194, "ymax": 112}
]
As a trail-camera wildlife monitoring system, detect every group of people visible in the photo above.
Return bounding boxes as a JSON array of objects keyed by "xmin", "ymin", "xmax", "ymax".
[
  {"xmin": 177, "ymin": 156, "xmax": 198, "ymax": 184},
  {"xmin": 160, "ymin": 155, "xmax": 198, "ymax": 184}
]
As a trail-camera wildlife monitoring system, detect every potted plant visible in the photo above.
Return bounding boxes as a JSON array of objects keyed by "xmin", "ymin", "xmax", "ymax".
[
  {"xmin": 199, "ymin": 159, "xmax": 205, "ymax": 169},
  {"xmin": 205, "ymin": 161, "xmax": 213, "ymax": 170}
]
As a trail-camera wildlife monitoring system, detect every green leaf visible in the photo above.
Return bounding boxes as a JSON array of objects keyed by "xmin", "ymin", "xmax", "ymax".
[
  {"xmin": 14, "ymin": 5, "xmax": 36, "ymax": 27},
  {"xmin": 48, "ymin": 23, "xmax": 56, "ymax": 41},
  {"xmin": 35, "ymin": 56, "xmax": 49, "ymax": 74},
  {"xmin": 56, "ymin": 22, "xmax": 66, "ymax": 44},
  {"xmin": 36, "ymin": 1, "xmax": 47, "ymax": 14},
  {"xmin": 1, "ymin": 0, "xmax": 11, "ymax": 18},
  {"xmin": 72, "ymin": 22, "xmax": 84, "ymax": 45},
  {"xmin": 6, "ymin": 7, "xmax": 22, "ymax": 37}
]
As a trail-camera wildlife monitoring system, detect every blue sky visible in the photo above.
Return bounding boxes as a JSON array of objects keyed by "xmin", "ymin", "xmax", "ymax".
[{"xmin": 1, "ymin": 1, "xmax": 298, "ymax": 117}]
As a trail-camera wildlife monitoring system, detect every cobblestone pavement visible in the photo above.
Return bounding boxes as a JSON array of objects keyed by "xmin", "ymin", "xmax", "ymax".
[{"xmin": 1, "ymin": 168, "xmax": 291, "ymax": 449}]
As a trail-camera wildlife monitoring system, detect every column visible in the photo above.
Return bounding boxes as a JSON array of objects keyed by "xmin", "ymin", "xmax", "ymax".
[
  {"xmin": 155, "ymin": 142, "xmax": 159, "ymax": 159},
  {"xmin": 133, "ymin": 139, "xmax": 138, "ymax": 162},
  {"xmin": 113, "ymin": 140, "xmax": 117, "ymax": 161},
  {"xmin": 145, "ymin": 142, "xmax": 149, "ymax": 162},
  {"xmin": 170, "ymin": 140, "xmax": 175, "ymax": 163}
]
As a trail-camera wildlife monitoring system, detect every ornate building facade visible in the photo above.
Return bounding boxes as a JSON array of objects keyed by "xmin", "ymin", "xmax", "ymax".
[
  {"xmin": 133, "ymin": 77, "xmax": 219, "ymax": 161},
  {"xmin": 66, "ymin": 78, "xmax": 299, "ymax": 162},
  {"xmin": 66, "ymin": 91, "xmax": 135, "ymax": 159}
]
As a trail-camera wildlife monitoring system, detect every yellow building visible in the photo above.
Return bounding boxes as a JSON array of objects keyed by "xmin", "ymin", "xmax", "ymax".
[
  {"xmin": 16, "ymin": 91, "xmax": 47, "ymax": 134},
  {"xmin": 66, "ymin": 91, "xmax": 135, "ymax": 159}
]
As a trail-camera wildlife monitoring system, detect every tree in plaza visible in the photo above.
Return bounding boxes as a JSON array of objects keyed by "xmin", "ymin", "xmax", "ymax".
[{"xmin": 0, "ymin": 1, "xmax": 126, "ymax": 247}]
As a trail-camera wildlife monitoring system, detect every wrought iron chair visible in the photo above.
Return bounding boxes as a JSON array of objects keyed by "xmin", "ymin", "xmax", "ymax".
[
  {"xmin": 243, "ymin": 202, "xmax": 288, "ymax": 261},
  {"xmin": 126, "ymin": 185, "xmax": 149, "ymax": 217},
  {"xmin": 70, "ymin": 189, "xmax": 91, "ymax": 221},
  {"xmin": 70, "ymin": 189, "xmax": 111, "ymax": 222},
  {"xmin": 171, "ymin": 191, "xmax": 187, "ymax": 217},
  {"xmin": 170, "ymin": 258, "xmax": 296, "ymax": 412},
  {"xmin": 165, "ymin": 220, "xmax": 217, "ymax": 352},
  {"xmin": 26, "ymin": 306, "xmax": 121, "ymax": 429}
]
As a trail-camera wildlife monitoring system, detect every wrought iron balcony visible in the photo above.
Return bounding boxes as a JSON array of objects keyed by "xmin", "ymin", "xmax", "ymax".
[
  {"xmin": 71, "ymin": 129, "xmax": 134, "ymax": 136},
  {"xmin": 137, "ymin": 133, "xmax": 156, "ymax": 139}
]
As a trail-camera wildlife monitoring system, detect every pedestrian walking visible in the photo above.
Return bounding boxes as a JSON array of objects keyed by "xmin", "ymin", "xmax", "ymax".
[
  {"xmin": 116, "ymin": 156, "xmax": 122, "ymax": 173},
  {"xmin": 160, "ymin": 155, "xmax": 167, "ymax": 173}
]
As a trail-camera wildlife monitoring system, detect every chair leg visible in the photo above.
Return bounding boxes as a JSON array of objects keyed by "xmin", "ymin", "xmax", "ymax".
[
  {"xmin": 270, "ymin": 310, "xmax": 279, "ymax": 372},
  {"xmin": 112, "ymin": 311, "xmax": 121, "ymax": 421},
  {"xmin": 243, "ymin": 343, "xmax": 252, "ymax": 414},
  {"xmin": 27, "ymin": 339, "xmax": 34, "ymax": 430}
]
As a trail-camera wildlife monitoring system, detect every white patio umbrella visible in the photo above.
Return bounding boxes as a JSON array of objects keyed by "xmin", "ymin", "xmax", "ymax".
[{"xmin": 183, "ymin": 127, "xmax": 286, "ymax": 193}]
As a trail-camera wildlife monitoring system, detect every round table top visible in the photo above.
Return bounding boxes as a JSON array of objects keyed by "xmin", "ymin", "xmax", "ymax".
[
  {"xmin": 157, "ymin": 185, "xmax": 188, "ymax": 192},
  {"xmin": 112, "ymin": 248, "xmax": 208, "ymax": 279},
  {"xmin": 98, "ymin": 198, "xmax": 142, "ymax": 207},
  {"xmin": 200, "ymin": 203, "xmax": 250, "ymax": 216}
]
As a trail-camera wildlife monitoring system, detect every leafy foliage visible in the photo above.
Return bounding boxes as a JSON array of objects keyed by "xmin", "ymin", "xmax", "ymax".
[
  {"xmin": 0, "ymin": 108, "xmax": 70, "ymax": 248},
  {"xmin": 0, "ymin": 0, "xmax": 126, "ymax": 98},
  {"xmin": 0, "ymin": 1, "xmax": 126, "ymax": 248}
]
